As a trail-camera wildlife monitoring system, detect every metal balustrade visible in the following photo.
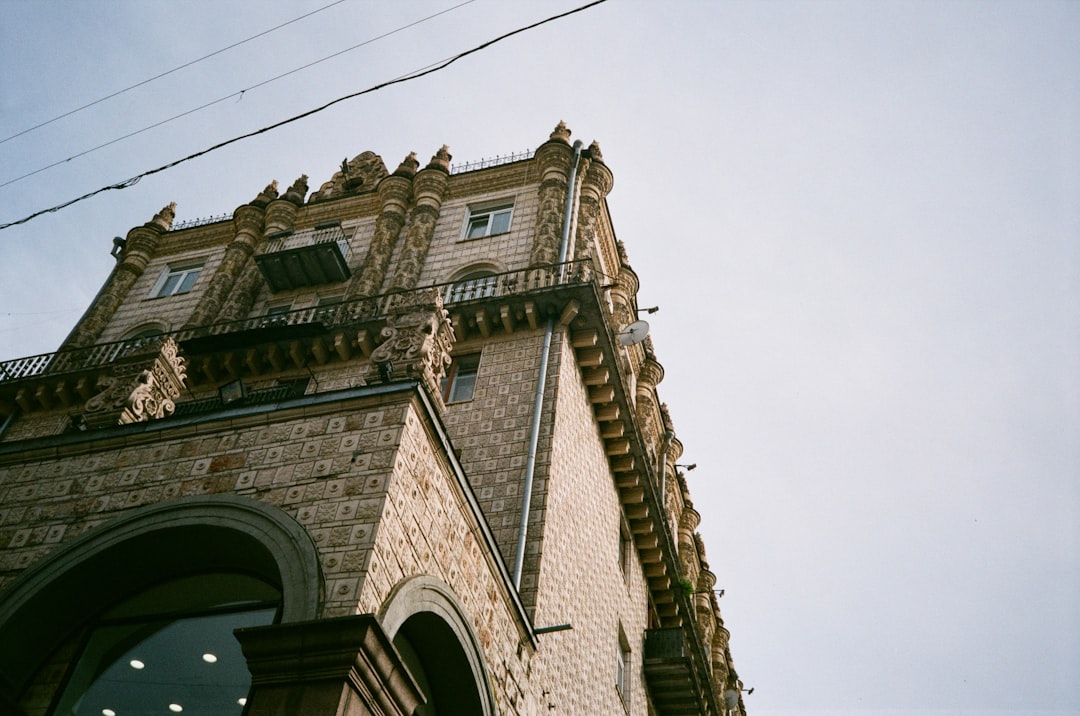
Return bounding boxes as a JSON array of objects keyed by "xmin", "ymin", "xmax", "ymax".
[{"xmin": 0, "ymin": 260, "xmax": 599, "ymax": 384}]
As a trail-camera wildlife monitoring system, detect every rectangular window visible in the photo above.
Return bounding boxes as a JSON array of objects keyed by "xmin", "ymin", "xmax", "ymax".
[
  {"xmin": 620, "ymin": 521, "xmax": 634, "ymax": 585},
  {"xmin": 150, "ymin": 263, "xmax": 202, "ymax": 298},
  {"xmin": 616, "ymin": 626, "xmax": 631, "ymax": 704},
  {"xmin": 314, "ymin": 294, "xmax": 344, "ymax": 324},
  {"xmin": 441, "ymin": 353, "xmax": 481, "ymax": 403},
  {"xmin": 463, "ymin": 204, "xmax": 513, "ymax": 240}
]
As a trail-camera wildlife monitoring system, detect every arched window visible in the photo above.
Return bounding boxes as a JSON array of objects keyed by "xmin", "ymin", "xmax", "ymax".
[
  {"xmin": 52, "ymin": 572, "xmax": 279, "ymax": 715},
  {"xmin": 445, "ymin": 270, "xmax": 497, "ymax": 303},
  {"xmin": 0, "ymin": 496, "xmax": 321, "ymax": 711},
  {"xmin": 379, "ymin": 575, "xmax": 495, "ymax": 715}
]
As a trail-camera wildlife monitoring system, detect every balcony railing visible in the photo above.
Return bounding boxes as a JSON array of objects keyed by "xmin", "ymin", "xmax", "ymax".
[
  {"xmin": 0, "ymin": 259, "xmax": 598, "ymax": 386},
  {"xmin": 254, "ymin": 223, "xmax": 354, "ymax": 291}
]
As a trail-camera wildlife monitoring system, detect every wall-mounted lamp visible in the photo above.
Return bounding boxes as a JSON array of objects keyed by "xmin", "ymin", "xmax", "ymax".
[
  {"xmin": 637, "ymin": 306, "xmax": 659, "ymax": 314},
  {"xmin": 219, "ymin": 378, "xmax": 248, "ymax": 405},
  {"xmin": 675, "ymin": 463, "xmax": 697, "ymax": 472}
]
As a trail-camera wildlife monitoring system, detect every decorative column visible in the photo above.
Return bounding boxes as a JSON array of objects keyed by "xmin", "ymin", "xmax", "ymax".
[
  {"xmin": 528, "ymin": 122, "xmax": 575, "ymax": 267},
  {"xmin": 573, "ymin": 140, "xmax": 614, "ymax": 265},
  {"xmin": 346, "ymin": 153, "xmax": 417, "ymax": 299},
  {"xmin": 183, "ymin": 182, "xmax": 276, "ymax": 328},
  {"xmin": 236, "ymin": 615, "xmax": 425, "ymax": 716},
  {"xmin": 369, "ymin": 288, "xmax": 455, "ymax": 412},
  {"xmin": 387, "ymin": 147, "xmax": 451, "ymax": 292},
  {"xmin": 62, "ymin": 203, "xmax": 175, "ymax": 349},
  {"xmin": 218, "ymin": 176, "xmax": 308, "ymax": 321}
]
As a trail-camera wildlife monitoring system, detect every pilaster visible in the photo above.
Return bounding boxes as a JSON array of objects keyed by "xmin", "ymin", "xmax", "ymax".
[
  {"xmin": 62, "ymin": 203, "xmax": 174, "ymax": 348},
  {"xmin": 235, "ymin": 615, "xmax": 425, "ymax": 716},
  {"xmin": 346, "ymin": 154, "xmax": 416, "ymax": 299},
  {"xmin": 528, "ymin": 122, "xmax": 574, "ymax": 267},
  {"xmin": 184, "ymin": 183, "xmax": 274, "ymax": 328},
  {"xmin": 387, "ymin": 147, "xmax": 451, "ymax": 292}
]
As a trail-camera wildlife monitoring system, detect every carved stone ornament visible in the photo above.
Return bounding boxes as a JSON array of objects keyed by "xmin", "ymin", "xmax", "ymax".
[
  {"xmin": 83, "ymin": 338, "xmax": 188, "ymax": 428},
  {"xmin": 311, "ymin": 151, "xmax": 389, "ymax": 201},
  {"xmin": 369, "ymin": 289, "xmax": 455, "ymax": 401}
]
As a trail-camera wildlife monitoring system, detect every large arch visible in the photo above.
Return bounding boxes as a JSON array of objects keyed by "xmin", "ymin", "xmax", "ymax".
[
  {"xmin": 379, "ymin": 575, "xmax": 496, "ymax": 716},
  {"xmin": 0, "ymin": 495, "xmax": 322, "ymax": 701}
]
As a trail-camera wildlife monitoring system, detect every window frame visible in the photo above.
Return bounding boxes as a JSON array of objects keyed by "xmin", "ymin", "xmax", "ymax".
[
  {"xmin": 149, "ymin": 262, "xmax": 203, "ymax": 298},
  {"xmin": 442, "ymin": 353, "xmax": 481, "ymax": 403},
  {"xmin": 461, "ymin": 203, "xmax": 514, "ymax": 241},
  {"xmin": 616, "ymin": 625, "xmax": 631, "ymax": 705}
]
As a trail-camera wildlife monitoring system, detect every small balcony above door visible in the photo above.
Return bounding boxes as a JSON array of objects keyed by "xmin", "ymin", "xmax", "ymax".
[{"xmin": 254, "ymin": 222, "xmax": 353, "ymax": 291}]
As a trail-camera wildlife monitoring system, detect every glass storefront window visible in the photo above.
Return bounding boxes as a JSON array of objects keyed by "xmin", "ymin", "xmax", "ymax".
[{"xmin": 52, "ymin": 573, "xmax": 279, "ymax": 716}]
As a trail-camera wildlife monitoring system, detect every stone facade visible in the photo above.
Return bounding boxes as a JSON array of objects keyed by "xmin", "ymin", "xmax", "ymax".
[{"xmin": 0, "ymin": 124, "xmax": 747, "ymax": 716}]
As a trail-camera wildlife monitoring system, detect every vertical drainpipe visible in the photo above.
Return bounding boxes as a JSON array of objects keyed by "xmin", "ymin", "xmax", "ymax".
[{"xmin": 512, "ymin": 139, "xmax": 585, "ymax": 589}]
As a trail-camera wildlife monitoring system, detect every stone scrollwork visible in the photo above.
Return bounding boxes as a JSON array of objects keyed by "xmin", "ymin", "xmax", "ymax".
[
  {"xmin": 83, "ymin": 338, "xmax": 188, "ymax": 428},
  {"xmin": 369, "ymin": 289, "xmax": 456, "ymax": 403}
]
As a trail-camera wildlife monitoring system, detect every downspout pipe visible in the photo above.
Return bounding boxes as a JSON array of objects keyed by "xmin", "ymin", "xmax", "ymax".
[{"xmin": 512, "ymin": 140, "xmax": 584, "ymax": 589}]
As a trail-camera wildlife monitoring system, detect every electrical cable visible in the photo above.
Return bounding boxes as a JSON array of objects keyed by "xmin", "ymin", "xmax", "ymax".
[
  {"xmin": 0, "ymin": 0, "xmax": 608, "ymax": 232},
  {"xmin": 0, "ymin": 0, "xmax": 349, "ymax": 146},
  {"xmin": 0, "ymin": 0, "xmax": 477, "ymax": 190}
]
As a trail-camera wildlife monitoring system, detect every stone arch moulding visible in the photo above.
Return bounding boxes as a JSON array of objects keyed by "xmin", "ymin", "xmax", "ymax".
[
  {"xmin": 0, "ymin": 494, "xmax": 323, "ymax": 700},
  {"xmin": 121, "ymin": 321, "xmax": 170, "ymax": 339},
  {"xmin": 446, "ymin": 260, "xmax": 507, "ymax": 283},
  {"xmin": 378, "ymin": 574, "xmax": 497, "ymax": 716}
]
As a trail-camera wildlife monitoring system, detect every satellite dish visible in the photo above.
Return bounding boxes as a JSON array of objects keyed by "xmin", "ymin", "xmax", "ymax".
[{"xmin": 618, "ymin": 320, "xmax": 650, "ymax": 346}]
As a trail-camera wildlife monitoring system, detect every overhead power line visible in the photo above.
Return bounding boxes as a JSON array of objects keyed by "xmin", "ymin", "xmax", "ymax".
[
  {"xmin": 0, "ymin": 0, "xmax": 608, "ymax": 232},
  {"xmin": 0, "ymin": 0, "xmax": 349, "ymax": 146},
  {"xmin": 0, "ymin": 0, "xmax": 477, "ymax": 190}
]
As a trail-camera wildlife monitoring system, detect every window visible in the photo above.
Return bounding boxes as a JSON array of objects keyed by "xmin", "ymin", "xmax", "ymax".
[
  {"xmin": 463, "ymin": 204, "xmax": 512, "ymax": 240},
  {"xmin": 52, "ymin": 573, "xmax": 279, "ymax": 716},
  {"xmin": 150, "ymin": 263, "xmax": 202, "ymax": 298},
  {"xmin": 261, "ymin": 302, "xmax": 292, "ymax": 327},
  {"xmin": 616, "ymin": 626, "xmax": 631, "ymax": 704},
  {"xmin": 620, "ymin": 521, "xmax": 634, "ymax": 585},
  {"xmin": 445, "ymin": 271, "xmax": 497, "ymax": 303},
  {"xmin": 442, "ymin": 353, "xmax": 480, "ymax": 403},
  {"xmin": 314, "ymin": 294, "xmax": 344, "ymax": 324}
]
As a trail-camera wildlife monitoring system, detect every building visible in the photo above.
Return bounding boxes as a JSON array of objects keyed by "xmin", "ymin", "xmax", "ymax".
[{"xmin": 0, "ymin": 123, "xmax": 748, "ymax": 715}]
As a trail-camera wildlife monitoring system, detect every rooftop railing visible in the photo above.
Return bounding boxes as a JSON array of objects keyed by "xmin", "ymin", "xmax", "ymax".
[
  {"xmin": 450, "ymin": 149, "xmax": 534, "ymax": 175},
  {"xmin": 0, "ymin": 259, "xmax": 599, "ymax": 385}
]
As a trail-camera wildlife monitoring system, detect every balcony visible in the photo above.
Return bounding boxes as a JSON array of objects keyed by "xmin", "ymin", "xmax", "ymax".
[
  {"xmin": 644, "ymin": 628, "xmax": 716, "ymax": 715},
  {"xmin": 0, "ymin": 260, "xmax": 600, "ymax": 420},
  {"xmin": 254, "ymin": 223, "xmax": 353, "ymax": 291}
]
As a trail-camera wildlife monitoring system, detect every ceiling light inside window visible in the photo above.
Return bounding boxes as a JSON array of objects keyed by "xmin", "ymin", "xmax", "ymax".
[
  {"xmin": 202, "ymin": 653, "xmax": 218, "ymax": 663},
  {"xmin": 169, "ymin": 705, "xmax": 183, "ymax": 713},
  {"xmin": 129, "ymin": 659, "xmax": 145, "ymax": 669}
]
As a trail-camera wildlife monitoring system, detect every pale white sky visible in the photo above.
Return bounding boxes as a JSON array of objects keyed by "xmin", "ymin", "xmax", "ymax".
[{"xmin": 1, "ymin": 1, "xmax": 1077, "ymax": 714}]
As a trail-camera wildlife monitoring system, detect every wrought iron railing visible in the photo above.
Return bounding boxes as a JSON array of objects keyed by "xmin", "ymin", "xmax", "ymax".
[
  {"xmin": 450, "ymin": 149, "xmax": 533, "ymax": 175},
  {"xmin": 259, "ymin": 223, "xmax": 353, "ymax": 260},
  {"xmin": 170, "ymin": 213, "xmax": 232, "ymax": 231},
  {"xmin": 0, "ymin": 259, "xmax": 600, "ymax": 384}
]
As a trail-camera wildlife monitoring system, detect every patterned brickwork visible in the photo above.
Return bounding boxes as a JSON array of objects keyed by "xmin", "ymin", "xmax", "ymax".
[
  {"xmin": 0, "ymin": 389, "xmax": 535, "ymax": 713},
  {"xmin": 528, "ymin": 336, "xmax": 651, "ymax": 714},
  {"xmin": 441, "ymin": 332, "xmax": 551, "ymax": 581}
]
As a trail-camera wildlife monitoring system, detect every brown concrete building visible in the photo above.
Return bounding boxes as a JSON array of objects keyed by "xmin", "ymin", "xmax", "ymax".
[{"xmin": 0, "ymin": 123, "xmax": 747, "ymax": 715}]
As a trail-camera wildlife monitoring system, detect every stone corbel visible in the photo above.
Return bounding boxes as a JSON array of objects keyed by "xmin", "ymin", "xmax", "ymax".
[
  {"xmin": 82, "ymin": 338, "xmax": 187, "ymax": 428},
  {"xmin": 369, "ymin": 289, "xmax": 455, "ymax": 406}
]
